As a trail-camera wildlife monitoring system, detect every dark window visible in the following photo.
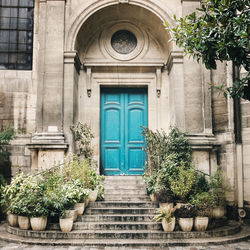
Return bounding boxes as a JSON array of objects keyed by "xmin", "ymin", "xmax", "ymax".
[{"xmin": 0, "ymin": 0, "xmax": 34, "ymax": 70}]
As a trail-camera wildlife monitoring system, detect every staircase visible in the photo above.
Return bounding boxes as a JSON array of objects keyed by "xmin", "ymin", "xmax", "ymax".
[{"xmin": 1, "ymin": 176, "xmax": 243, "ymax": 248}]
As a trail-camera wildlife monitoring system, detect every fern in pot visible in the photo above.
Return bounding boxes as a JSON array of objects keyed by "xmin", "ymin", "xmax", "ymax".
[{"xmin": 153, "ymin": 207, "xmax": 176, "ymax": 232}]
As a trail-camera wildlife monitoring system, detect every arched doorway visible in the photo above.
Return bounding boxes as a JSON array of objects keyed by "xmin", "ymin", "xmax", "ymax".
[{"xmin": 66, "ymin": 4, "xmax": 173, "ymax": 175}]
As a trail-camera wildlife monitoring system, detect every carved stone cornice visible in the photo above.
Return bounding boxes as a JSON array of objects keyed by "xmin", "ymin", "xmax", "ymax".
[{"xmin": 166, "ymin": 51, "xmax": 184, "ymax": 73}]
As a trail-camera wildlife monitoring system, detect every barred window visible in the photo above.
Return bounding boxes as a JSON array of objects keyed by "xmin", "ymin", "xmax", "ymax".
[{"xmin": 0, "ymin": 0, "xmax": 34, "ymax": 70}]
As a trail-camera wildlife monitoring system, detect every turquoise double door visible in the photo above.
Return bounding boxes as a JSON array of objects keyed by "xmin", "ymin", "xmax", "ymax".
[{"xmin": 101, "ymin": 88, "xmax": 148, "ymax": 175}]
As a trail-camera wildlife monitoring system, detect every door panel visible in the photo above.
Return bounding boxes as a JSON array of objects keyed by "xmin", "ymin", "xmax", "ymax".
[{"xmin": 101, "ymin": 88, "xmax": 147, "ymax": 175}]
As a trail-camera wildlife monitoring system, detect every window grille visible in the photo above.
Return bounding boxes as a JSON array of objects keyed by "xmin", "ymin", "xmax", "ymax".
[{"xmin": 0, "ymin": 0, "xmax": 34, "ymax": 70}]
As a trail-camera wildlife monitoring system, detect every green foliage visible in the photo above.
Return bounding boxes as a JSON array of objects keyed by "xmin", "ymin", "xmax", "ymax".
[
  {"xmin": 10, "ymin": 175, "xmax": 49, "ymax": 217},
  {"xmin": 175, "ymin": 204, "xmax": 195, "ymax": 218},
  {"xmin": 190, "ymin": 192, "xmax": 216, "ymax": 216},
  {"xmin": 153, "ymin": 207, "xmax": 176, "ymax": 223},
  {"xmin": 0, "ymin": 126, "xmax": 16, "ymax": 162},
  {"xmin": 165, "ymin": 0, "xmax": 250, "ymax": 100},
  {"xmin": 71, "ymin": 122, "xmax": 94, "ymax": 162},
  {"xmin": 142, "ymin": 127, "xmax": 169, "ymax": 173},
  {"xmin": 209, "ymin": 166, "xmax": 230, "ymax": 207},
  {"xmin": 191, "ymin": 173, "xmax": 210, "ymax": 196},
  {"xmin": 168, "ymin": 164, "xmax": 196, "ymax": 201},
  {"xmin": 0, "ymin": 173, "xmax": 26, "ymax": 213}
]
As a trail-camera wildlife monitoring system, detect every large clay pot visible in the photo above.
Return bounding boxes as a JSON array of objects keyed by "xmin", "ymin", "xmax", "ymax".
[
  {"xmin": 59, "ymin": 217, "xmax": 73, "ymax": 232},
  {"xmin": 212, "ymin": 207, "xmax": 225, "ymax": 219},
  {"xmin": 150, "ymin": 193, "xmax": 158, "ymax": 203},
  {"xmin": 30, "ymin": 216, "xmax": 47, "ymax": 231},
  {"xmin": 89, "ymin": 189, "xmax": 98, "ymax": 202},
  {"xmin": 18, "ymin": 216, "xmax": 30, "ymax": 230},
  {"xmin": 178, "ymin": 218, "xmax": 193, "ymax": 232},
  {"xmin": 194, "ymin": 216, "xmax": 209, "ymax": 231},
  {"xmin": 7, "ymin": 213, "xmax": 18, "ymax": 227},
  {"xmin": 65, "ymin": 209, "xmax": 78, "ymax": 222},
  {"xmin": 74, "ymin": 202, "xmax": 85, "ymax": 215},
  {"xmin": 159, "ymin": 202, "xmax": 174, "ymax": 210},
  {"xmin": 162, "ymin": 217, "xmax": 175, "ymax": 232}
]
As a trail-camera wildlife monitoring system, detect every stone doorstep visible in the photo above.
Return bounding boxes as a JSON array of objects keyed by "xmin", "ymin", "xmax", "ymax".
[
  {"xmin": 84, "ymin": 208, "xmax": 157, "ymax": 215},
  {"xmin": 1, "ymin": 224, "xmax": 250, "ymax": 247},
  {"xmin": 6, "ymin": 221, "xmax": 241, "ymax": 240},
  {"xmin": 48, "ymin": 221, "xmax": 162, "ymax": 231},
  {"xmin": 88, "ymin": 201, "xmax": 158, "ymax": 208}
]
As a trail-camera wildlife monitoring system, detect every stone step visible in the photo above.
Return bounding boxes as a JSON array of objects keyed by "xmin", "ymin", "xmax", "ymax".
[
  {"xmin": 104, "ymin": 189, "xmax": 147, "ymax": 195},
  {"xmin": 78, "ymin": 214, "xmax": 155, "ymax": 222},
  {"xmin": 88, "ymin": 201, "xmax": 157, "ymax": 208},
  {"xmin": 85, "ymin": 207, "xmax": 157, "ymax": 215},
  {"xmin": 6, "ymin": 221, "xmax": 241, "ymax": 240},
  {"xmin": 48, "ymin": 221, "xmax": 162, "ymax": 231},
  {"xmin": 105, "ymin": 185, "xmax": 146, "ymax": 190},
  {"xmin": 104, "ymin": 194, "xmax": 150, "ymax": 201}
]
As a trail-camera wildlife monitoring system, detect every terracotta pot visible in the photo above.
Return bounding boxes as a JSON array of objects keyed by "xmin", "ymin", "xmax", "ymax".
[
  {"xmin": 59, "ymin": 217, "xmax": 73, "ymax": 232},
  {"xmin": 212, "ymin": 207, "xmax": 225, "ymax": 219},
  {"xmin": 85, "ymin": 197, "xmax": 90, "ymax": 207},
  {"xmin": 18, "ymin": 216, "xmax": 30, "ymax": 230},
  {"xmin": 74, "ymin": 202, "xmax": 85, "ymax": 215},
  {"xmin": 89, "ymin": 189, "xmax": 98, "ymax": 202},
  {"xmin": 162, "ymin": 217, "xmax": 175, "ymax": 232},
  {"xmin": 65, "ymin": 209, "xmax": 78, "ymax": 222},
  {"xmin": 30, "ymin": 216, "xmax": 47, "ymax": 231},
  {"xmin": 7, "ymin": 213, "xmax": 18, "ymax": 227},
  {"xmin": 159, "ymin": 202, "xmax": 174, "ymax": 210},
  {"xmin": 194, "ymin": 216, "xmax": 209, "ymax": 231},
  {"xmin": 178, "ymin": 217, "xmax": 193, "ymax": 232},
  {"xmin": 150, "ymin": 193, "xmax": 158, "ymax": 203}
]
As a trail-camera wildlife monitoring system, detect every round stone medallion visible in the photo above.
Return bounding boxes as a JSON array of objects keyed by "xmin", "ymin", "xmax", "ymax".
[{"xmin": 111, "ymin": 30, "xmax": 137, "ymax": 55}]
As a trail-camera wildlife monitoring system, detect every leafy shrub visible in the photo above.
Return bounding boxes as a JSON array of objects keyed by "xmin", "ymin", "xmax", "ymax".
[
  {"xmin": 175, "ymin": 204, "xmax": 195, "ymax": 218},
  {"xmin": 190, "ymin": 192, "xmax": 215, "ymax": 217},
  {"xmin": 168, "ymin": 163, "xmax": 196, "ymax": 201},
  {"xmin": 71, "ymin": 122, "xmax": 94, "ymax": 163},
  {"xmin": 209, "ymin": 167, "xmax": 230, "ymax": 207}
]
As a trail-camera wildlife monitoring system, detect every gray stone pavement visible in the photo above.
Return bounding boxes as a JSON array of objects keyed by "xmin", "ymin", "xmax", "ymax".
[{"xmin": 0, "ymin": 239, "xmax": 250, "ymax": 250}]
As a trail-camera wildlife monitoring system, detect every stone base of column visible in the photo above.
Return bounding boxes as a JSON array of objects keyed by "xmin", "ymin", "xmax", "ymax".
[{"xmin": 27, "ymin": 132, "xmax": 68, "ymax": 173}]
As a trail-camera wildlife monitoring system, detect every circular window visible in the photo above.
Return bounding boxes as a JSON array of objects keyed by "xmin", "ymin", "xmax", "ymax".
[{"xmin": 111, "ymin": 30, "xmax": 137, "ymax": 55}]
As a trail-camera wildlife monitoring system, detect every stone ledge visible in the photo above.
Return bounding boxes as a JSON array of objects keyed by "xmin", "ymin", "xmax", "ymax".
[
  {"xmin": 0, "ymin": 223, "xmax": 249, "ymax": 247},
  {"xmin": 6, "ymin": 221, "xmax": 241, "ymax": 240}
]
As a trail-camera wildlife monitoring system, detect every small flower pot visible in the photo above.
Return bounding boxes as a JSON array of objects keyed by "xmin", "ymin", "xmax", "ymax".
[
  {"xmin": 175, "ymin": 202, "xmax": 189, "ymax": 209},
  {"xmin": 18, "ymin": 216, "xmax": 30, "ymax": 230},
  {"xmin": 7, "ymin": 213, "xmax": 18, "ymax": 227},
  {"xmin": 59, "ymin": 217, "xmax": 73, "ymax": 232},
  {"xmin": 65, "ymin": 209, "xmax": 78, "ymax": 222},
  {"xmin": 178, "ymin": 217, "xmax": 193, "ymax": 232},
  {"xmin": 30, "ymin": 216, "xmax": 47, "ymax": 231},
  {"xmin": 159, "ymin": 202, "xmax": 174, "ymax": 210},
  {"xmin": 150, "ymin": 193, "xmax": 158, "ymax": 203},
  {"xmin": 162, "ymin": 217, "xmax": 175, "ymax": 232},
  {"xmin": 194, "ymin": 216, "xmax": 209, "ymax": 231},
  {"xmin": 212, "ymin": 207, "xmax": 225, "ymax": 219},
  {"xmin": 74, "ymin": 202, "xmax": 85, "ymax": 215},
  {"xmin": 89, "ymin": 189, "xmax": 98, "ymax": 202}
]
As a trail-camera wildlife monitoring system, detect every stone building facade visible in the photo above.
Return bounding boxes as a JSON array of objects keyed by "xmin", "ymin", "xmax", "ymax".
[{"xmin": 0, "ymin": 0, "xmax": 249, "ymax": 217}]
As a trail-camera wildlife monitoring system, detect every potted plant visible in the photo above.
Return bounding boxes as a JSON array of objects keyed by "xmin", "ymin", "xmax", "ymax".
[
  {"xmin": 190, "ymin": 192, "xmax": 215, "ymax": 231},
  {"xmin": 169, "ymin": 163, "xmax": 196, "ymax": 207},
  {"xmin": 210, "ymin": 167, "xmax": 230, "ymax": 219},
  {"xmin": 0, "ymin": 173, "xmax": 26, "ymax": 227},
  {"xmin": 175, "ymin": 204, "xmax": 195, "ymax": 232},
  {"xmin": 153, "ymin": 207, "xmax": 176, "ymax": 232}
]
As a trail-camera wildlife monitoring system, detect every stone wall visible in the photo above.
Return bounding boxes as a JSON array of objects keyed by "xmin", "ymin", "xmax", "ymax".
[{"xmin": 0, "ymin": 70, "xmax": 36, "ymax": 177}]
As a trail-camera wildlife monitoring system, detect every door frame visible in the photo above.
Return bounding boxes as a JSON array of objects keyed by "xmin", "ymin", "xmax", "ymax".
[{"xmin": 100, "ymin": 87, "xmax": 148, "ymax": 175}]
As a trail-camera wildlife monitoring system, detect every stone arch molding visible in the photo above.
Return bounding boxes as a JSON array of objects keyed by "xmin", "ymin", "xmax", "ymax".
[{"xmin": 65, "ymin": 0, "xmax": 175, "ymax": 51}]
